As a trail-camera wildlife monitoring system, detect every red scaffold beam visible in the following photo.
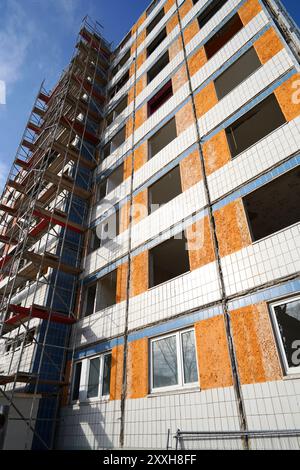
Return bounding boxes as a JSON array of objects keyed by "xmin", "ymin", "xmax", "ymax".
[
  {"xmin": 0, "ymin": 255, "xmax": 12, "ymax": 270},
  {"xmin": 79, "ymin": 28, "xmax": 110, "ymax": 58},
  {"xmin": 60, "ymin": 116, "xmax": 99, "ymax": 145},
  {"xmin": 32, "ymin": 209, "xmax": 85, "ymax": 235},
  {"xmin": 72, "ymin": 74, "xmax": 105, "ymax": 103},
  {"xmin": 38, "ymin": 92, "xmax": 50, "ymax": 104},
  {"xmin": 5, "ymin": 304, "xmax": 76, "ymax": 327},
  {"xmin": 0, "ymin": 235, "xmax": 17, "ymax": 245},
  {"xmin": 27, "ymin": 122, "xmax": 41, "ymax": 134}
]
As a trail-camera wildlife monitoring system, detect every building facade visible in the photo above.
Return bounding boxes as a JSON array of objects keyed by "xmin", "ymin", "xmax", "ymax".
[{"xmin": 1, "ymin": 0, "xmax": 300, "ymax": 450}]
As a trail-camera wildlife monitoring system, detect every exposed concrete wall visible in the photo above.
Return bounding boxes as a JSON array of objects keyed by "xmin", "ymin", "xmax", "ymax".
[
  {"xmin": 186, "ymin": 216, "xmax": 215, "ymax": 271},
  {"xmin": 188, "ymin": 47, "xmax": 207, "ymax": 77},
  {"xmin": 179, "ymin": 148, "xmax": 202, "ymax": 191},
  {"xmin": 117, "ymin": 262, "xmax": 129, "ymax": 303},
  {"xmin": 254, "ymin": 27, "xmax": 284, "ymax": 64},
  {"xmin": 194, "ymin": 81, "xmax": 218, "ymax": 118},
  {"xmin": 275, "ymin": 73, "xmax": 300, "ymax": 121},
  {"xmin": 202, "ymin": 129, "xmax": 231, "ymax": 175},
  {"xmin": 214, "ymin": 199, "xmax": 252, "ymax": 257},
  {"xmin": 127, "ymin": 338, "xmax": 149, "ymax": 398},
  {"xmin": 239, "ymin": 0, "xmax": 262, "ymax": 26},
  {"xmin": 130, "ymin": 251, "xmax": 149, "ymax": 297},
  {"xmin": 110, "ymin": 345, "xmax": 124, "ymax": 401},
  {"xmin": 195, "ymin": 315, "xmax": 233, "ymax": 390},
  {"xmin": 230, "ymin": 303, "xmax": 283, "ymax": 384}
]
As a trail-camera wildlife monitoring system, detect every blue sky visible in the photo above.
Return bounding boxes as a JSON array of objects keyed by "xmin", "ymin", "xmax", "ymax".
[{"xmin": 0, "ymin": 0, "xmax": 299, "ymax": 191}]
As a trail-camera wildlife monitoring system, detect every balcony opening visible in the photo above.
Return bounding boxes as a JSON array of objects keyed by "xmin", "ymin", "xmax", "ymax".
[
  {"xmin": 106, "ymin": 95, "xmax": 128, "ymax": 126},
  {"xmin": 147, "ymin": 51, "xmax": 170, "ymax": 83},
  {"xmin": 149, "ymin": 233, "xmax": 190, "ymax": 287},
  {"xmin": 147, "ymin": 0, "xmax": 161, "ymax": 17},
  {"xmin": 109, "ymin": 70, "xmax": 129, "ymax": 99},
  {"xmin": 149, "ymin": 165, "xmax": 182, "ymax": 213},
  {"xmin": 226, "ymin": 94, "xmax": 286, "ymax": 158},
  {"xmin": 108, "ymin": 164, "xmax": 124, "ymax": 193},
  {"xmin": 97, "ymin": 164, "xmax": 123, "ymax": 203},
  {"xmin": 148, "ymin": 80, "xmax": 173, "ymax": 117},
  {"xmin": 148, "ymin": 117, "xmax": 177, "ymax": 159},
  {"xmin": 214, "ymin": 47, "xmax": 261, "ymax": 99},
  {"xmin": 115, "ymin": 31, "xmax": 132, "ymax": 55},
  {"xmin": 95, "ymin": 270, "xmax": 117, "ymax": 310},
  {"xmin": 243, "ymin": 166, "xmax": 300, "ymax": 242},
  {"xmin": 197, "ymin": 0, "xmax": 228, "ymax": 29},
  {"xmin": 89, "ymin": 227, "xmax": 101, "ymax": 253},
  {"xmin": 147, "ymin": 27, "xmax": 167, "ymax": 57},
  {"xmin": 147, "ymin": 8, "xmax": 165, "ymax": 35},
  {"xmin": 204, "ymin": 13, "xmax": 243, "ymax": 60},
  {"xmin": 102, "ymin": 126, "xmax": 126, "ymax": 159},
  {"xmin": 112, "ymin": 49, "xmax": 131, "ymax": 77},
  {"xmin": 83, "ymin": 284, "xmax": 97, "ymax": 317}
]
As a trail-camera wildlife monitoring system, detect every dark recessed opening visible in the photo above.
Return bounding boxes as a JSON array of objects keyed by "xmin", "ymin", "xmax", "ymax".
[
  {"xmin": 112, "ymin": 50, "xmax": 131, "ymax": 77},
  {"xmin": 147, "ymin": 27, "xmax": 167, "ymax": 57},
  {"xmin": 243, "ymin": 166, "xmax": 300, "ymax": 242},
  {"xmin": 116, "ymin": 31, "xmax": 132, "ymax": 55},
  {"xmin": 96, "ymin": 270, "xmax": 117, "ymax": 310},
  {"xmin": 149, "ymin": 165, "xmax": 182, "ymax": 213},
  {"xmin": 148, "ymin": 117, "xmax": 177, "ymax": 159},
  {"xmin": 198, "ymin": 0, "xmax": 228, "ymax": 29},
  {"xmin": 149, "ymin": 233, "xmax": 190, "ymax": 287},
  {"xmin": 147, "ymin": 51, "xmax": 170, "ymax": 83},
  {"xmin": 84, "ymin": 284, "xmax": 97, "ymax": 317},
  {"xmin": 106, "ymin": 95, "xmax": 128, "ymax": 126},
  {"xmin": 147, "ymin": 0, "xmax": 161, "ymax": 17},
  {"xmin": 214, "ymin": 47, "xmax": 261, "ymax": 99},
  {"xmin": 147, "ymin": 8, "xmax": 165, "ymax": 35},
  {"xmin": 102, "ymin": 126, "xmax": 126, "ymax": 160},
  {"xmin": 109, "ymin": 71, "xmax": 129, "ymax": 99},
  {"xmin": 226, "ymin": 94, "xmax": 286, "ymax": 158},
  {"xmin": 148, "ymin": 80, "xmax": 173, "ymax": 117},
  {"xmin": 204, "ymin": 13, "xmax": 243, "ymax": 60}
]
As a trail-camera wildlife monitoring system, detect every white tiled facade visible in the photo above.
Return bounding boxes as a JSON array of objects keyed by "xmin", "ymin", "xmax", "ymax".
[{"xmin": 30, "ymin": 0, "xmax": 300, "ymax": 450}]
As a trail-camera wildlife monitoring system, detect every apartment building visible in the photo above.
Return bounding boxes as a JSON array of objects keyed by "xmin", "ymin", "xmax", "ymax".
[{"xmin": 0, "ymin": 0, "xmax": 300, "ymax": 451}]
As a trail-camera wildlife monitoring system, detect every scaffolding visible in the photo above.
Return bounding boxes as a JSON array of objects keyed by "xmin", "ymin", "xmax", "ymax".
[{"xmin": 0, "ymin": 17, "xmax": 111, "ymax": 450}]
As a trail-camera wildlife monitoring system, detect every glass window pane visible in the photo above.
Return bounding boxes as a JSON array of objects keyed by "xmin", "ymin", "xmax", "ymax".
[
  {"xmin": 72, "ymin": 362, "xmax": 82, "ymax": 401},
  {"xmin": 102, "ymin": 354, "xmax": 112, "ymax": 396},
  {"xmin": 181, "ymin": 331, "xmax": 198, "ymax": 384},
  {"xmin": 274, "ymin": 299, "xmax": 300, "ymax": 369},
  {"xmin": 87, "ymin": 357, "xmax": 100, "ymax": 398},
  {"xmin": 152, "ymin": 335, "xmax": 178, "ymax": 388}
]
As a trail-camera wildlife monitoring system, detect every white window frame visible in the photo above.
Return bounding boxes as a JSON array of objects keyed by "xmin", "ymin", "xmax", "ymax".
[
  {"xmin": 71, "ymin": 352, "xmax": 112, "ymax": 403},
  {"xmin": 270, "ymin": 296, "xmax": 300, "ymax": 376},
  {"xmin": 150, "ymin": 328, "xmax": 199, "ymax": 393}
]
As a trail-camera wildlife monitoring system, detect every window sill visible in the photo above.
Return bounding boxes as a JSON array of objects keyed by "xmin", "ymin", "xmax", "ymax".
[
  {"xmin": 71, "ymin": 396, "xmax": 110, "ymax": 407},
  {"xmin": 283, "ymin": 373, "xmax": 300, "ymax": 381},
  {"xmin": 251, "ymin": 220, "xmax": 300, "ymax": 245},
  {"xmin": 147, "ymin": 386, "xmax": 200, "ymax": 398}
]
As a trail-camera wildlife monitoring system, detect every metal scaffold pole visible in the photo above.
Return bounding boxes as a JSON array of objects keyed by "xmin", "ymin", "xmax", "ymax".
[{"xmin": 0, "ymin": 16, "xmax": 111, "ymax": 449}]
